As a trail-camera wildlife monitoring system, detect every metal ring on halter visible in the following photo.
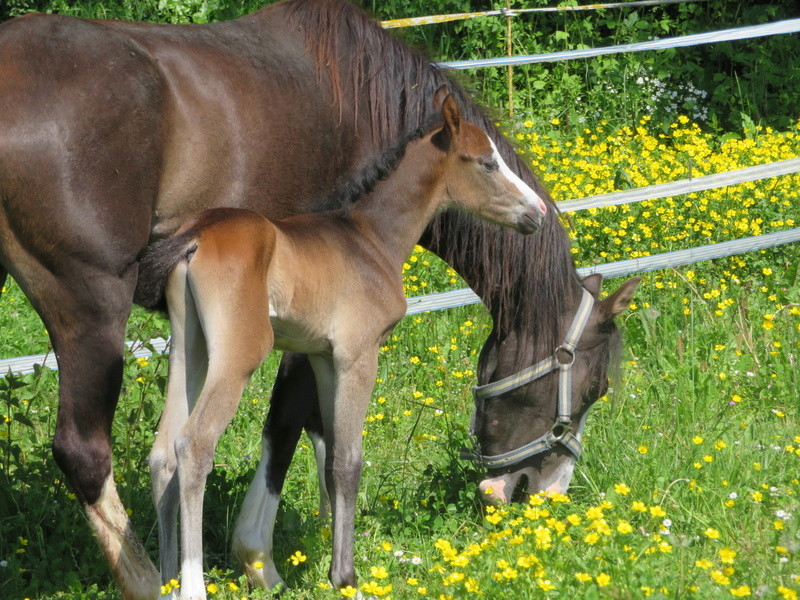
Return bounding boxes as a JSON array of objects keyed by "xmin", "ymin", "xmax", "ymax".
[
  {"xmin": 550, "ymin": 422, "xmax": 571, "ymax": 440},
  {"xmin": 554, "ymin": 345, "xmax": 575, "ymax": 367},
  {"xmin": 466, "ymin": 289, "xmax": 595, "ymax": 469}
]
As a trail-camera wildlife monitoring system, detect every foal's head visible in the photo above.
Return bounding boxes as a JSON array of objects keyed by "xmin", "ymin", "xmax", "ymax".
[{"xmin": 432, "ymin": 89, "xmax": 547, "ymax": 234}]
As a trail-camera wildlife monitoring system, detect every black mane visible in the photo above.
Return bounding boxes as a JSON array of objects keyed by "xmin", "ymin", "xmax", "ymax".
[{"xmin": 319, "ymin": 112, "xmax": 442, "ymax": 211}]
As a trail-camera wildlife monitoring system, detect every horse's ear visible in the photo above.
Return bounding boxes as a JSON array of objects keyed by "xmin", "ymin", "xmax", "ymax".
[
  {"xmin": 433, "ymin": 85, "xmax": 450, "ymax": 110},
  {"xmin": 599, "ymin": 276, "xmax": 641, "ymax": 321},
  {"xmin": 441, "ymin": 93, "xmax": 461, "ymax": 137},
  {"xmin": 582, "ymin": 273, "xmax": 603, "ymax": 298},
  {"xmin": 433, "ymin": 93, "xmax": 461, "ymax": 152}
]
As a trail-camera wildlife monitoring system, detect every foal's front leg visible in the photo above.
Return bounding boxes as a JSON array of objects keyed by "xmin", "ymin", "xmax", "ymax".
[
  {"xmin": 309, "ymin": 350, "xmax": 380, "ymax": 591},
  {"xmin": 233, "ymin": 353, "xmax": 329, "ymax": 591}
]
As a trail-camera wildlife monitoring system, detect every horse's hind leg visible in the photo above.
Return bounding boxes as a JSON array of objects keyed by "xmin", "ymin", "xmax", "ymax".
[
  {"xmin": 233, "ymin": 352, "xmax": 326, "ymax": 590},
  {"xmin": 306, "ymin": 398, "xmax": 330, "ymax": 520}
]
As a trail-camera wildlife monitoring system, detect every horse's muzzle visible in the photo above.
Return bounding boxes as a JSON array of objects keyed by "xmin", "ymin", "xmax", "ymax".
[{"xmin": 516, "ymin": 210, "xmax": 544, "ymax": 234}]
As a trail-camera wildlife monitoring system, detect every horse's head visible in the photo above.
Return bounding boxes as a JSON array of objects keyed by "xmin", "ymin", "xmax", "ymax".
[
  {"xmin": 432, "ymin": 88, "xmax": 547, "ymax": 234},
  {"xmin": 471, "ymin": 274, "xmax": 640, "ymax": 504}
]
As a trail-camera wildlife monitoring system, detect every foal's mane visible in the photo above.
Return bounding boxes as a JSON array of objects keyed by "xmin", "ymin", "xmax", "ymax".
[
  {"xmin": 319, "ymin": 113, "xmax": 442, "ymax": 211},
  {"xmin": 280, "ymin": 0, "xmax": 584, "ymax": 360}
]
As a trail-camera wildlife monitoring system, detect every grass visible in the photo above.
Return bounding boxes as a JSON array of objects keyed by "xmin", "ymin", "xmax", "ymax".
[{"xmin": 1, "ymin": 115, "xmax": 798, "ymax": 600}]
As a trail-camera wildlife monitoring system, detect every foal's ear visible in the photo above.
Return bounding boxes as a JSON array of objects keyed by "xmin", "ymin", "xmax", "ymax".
[
  {"xmin": 599, "ymin": 276, "xmax": 641, "ymax": 321},
  {"xmin": 433, "ymin": 85, "xmax": 450, "ymax": 110},
  {"xmin": 433, "ymin": 93, "xmax": 461, "ymax": 152},
  {"xmin": 441, "ymin": 94, "xmax": 461, "ymax": 137}
]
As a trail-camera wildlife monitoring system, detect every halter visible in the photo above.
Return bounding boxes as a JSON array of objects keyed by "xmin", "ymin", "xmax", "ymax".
[{"xmin": 464, "ymin": 289, "xmax": 595, "ymax": 470}]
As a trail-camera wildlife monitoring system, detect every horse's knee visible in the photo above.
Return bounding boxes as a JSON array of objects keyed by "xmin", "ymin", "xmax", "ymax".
[
  {"xmin": 174, "ymin": 433, "xmax": 214, "ymax": 485},
  {"xmin": 52, "ymin": 428, "xmax": 112, "ymax": 505},
  {"xmin": 148, "ymin": 444, "xmax": 169, "ymax": 478},
  {"xmin": 325, "ymin": 456, "xmax": 362, "ymax": 486},
  {"xmin": 149, "ymin": 445, "xmax": 176, "ymax": 497}
]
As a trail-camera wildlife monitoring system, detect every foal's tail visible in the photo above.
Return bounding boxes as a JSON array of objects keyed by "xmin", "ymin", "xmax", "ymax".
[
  {"xmin": 135, "ymin": 208, "xmax": 259, "ymax": 310},
  {"xmin": 134, "ymin": 232, "xmax": 198, "ymax": 311}
]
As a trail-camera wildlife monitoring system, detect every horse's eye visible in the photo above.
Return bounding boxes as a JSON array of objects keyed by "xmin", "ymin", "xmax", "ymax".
[{"xmin": 481, "ymin": 160, "xmax": 499, "ymax": 173}]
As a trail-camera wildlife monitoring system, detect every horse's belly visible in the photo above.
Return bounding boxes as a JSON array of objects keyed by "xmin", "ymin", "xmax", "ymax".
[{"xmin": 269, "ymin": 316, "xmax": 332, "ymax": 356}]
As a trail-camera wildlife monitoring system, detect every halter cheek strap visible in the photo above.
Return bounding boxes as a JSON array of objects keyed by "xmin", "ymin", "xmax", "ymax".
[{"xmin": 464, "ymin": 289, "xmax": 595, "ymax": 469}]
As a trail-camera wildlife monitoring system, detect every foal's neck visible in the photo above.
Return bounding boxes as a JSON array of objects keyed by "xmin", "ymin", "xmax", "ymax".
[{"xmin": 348, "ymin": 137, "xmax": 446, "ymax": 272}]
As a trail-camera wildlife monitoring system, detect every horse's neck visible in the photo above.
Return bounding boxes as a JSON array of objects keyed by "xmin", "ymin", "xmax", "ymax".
[{"xmin": 349, "ymin": 140, "xmax": 445, "ymax": 271}]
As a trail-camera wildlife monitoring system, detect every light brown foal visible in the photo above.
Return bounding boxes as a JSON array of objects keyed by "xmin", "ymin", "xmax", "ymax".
[{"xmin": 140, "ymin": 90, "xmax": 547, "ymax": 599}]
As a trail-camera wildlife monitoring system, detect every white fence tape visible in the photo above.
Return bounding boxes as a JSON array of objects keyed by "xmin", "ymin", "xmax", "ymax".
[
  {"xmin": 578, "ymin": 227, "xmax": 800, "ymax": 279},
  {"xmin": 4, "ymin": 228, "xmax": 798, "ymax": 377},
  {"xmin": 440, "ymin": 18, "xmax": 800, "ymax": 69},
  {"xmin": 0, "ymin": 338, "xmax": 169, "ymax": 378},
  {"xmin": 404, "ymin": 228, "xmax": 800, "ymax": 315},
  {"xmin": 558, "ymin": 158, "xmax": 800, "ymax": 213},
  {"xmin": 381, "ymin": 0, "xmax": 706, "ymax": 29}
]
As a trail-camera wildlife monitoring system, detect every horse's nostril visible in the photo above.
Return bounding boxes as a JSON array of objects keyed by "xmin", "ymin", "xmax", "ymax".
[{"xmin": 519, "ymin": 211, "xmax": 543, "ymax": 234}]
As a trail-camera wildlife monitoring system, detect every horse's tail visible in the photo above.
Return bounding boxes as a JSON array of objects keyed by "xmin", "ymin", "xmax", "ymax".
[{"xmin": 134, "ymin": 232, "xmax": 198, "ymax": 311}]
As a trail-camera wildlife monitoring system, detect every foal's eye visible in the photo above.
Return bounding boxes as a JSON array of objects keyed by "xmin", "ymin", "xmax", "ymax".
[{"xmin": 481, "ymin": 160, "xmax": 499, "ymax": 173}]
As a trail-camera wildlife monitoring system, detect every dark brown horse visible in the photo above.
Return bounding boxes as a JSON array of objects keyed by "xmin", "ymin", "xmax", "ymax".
[{"xmin": 0, "ymin": 0, "xmax": 636, "ymax": 597}]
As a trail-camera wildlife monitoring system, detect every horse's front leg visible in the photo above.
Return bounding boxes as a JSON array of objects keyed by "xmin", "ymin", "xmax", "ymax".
[
  {"xmin": 43, "ymin": 271, "xmax": 161, "ymax": 600},
  {"xmin": 309, "ymin": 351, "xmax": 379, "ymax": 591},
  {"xmin": 233, "ymin": 352, "xmax": 319, "ymax": 591}
]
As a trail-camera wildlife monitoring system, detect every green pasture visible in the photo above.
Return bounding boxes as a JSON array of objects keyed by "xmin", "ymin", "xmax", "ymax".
[
  {"xmin": 1, "ymin": 112, "xmax": 799, "ymax": 599},
  {"xmin": 1, "ymin": 3, "xmax": 799, "ymax": 598}
]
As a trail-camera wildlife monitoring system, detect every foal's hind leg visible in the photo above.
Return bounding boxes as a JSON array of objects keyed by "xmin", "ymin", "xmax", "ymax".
[
  {"xmin": 233, "ymin": 353, "xmax": 330, "ymax": 590},
  {"xmin": 149, "ymin": 263, "xmax": 209, "ymax": 592},
  {"xmin": 173, "ymin": 243, "xmax": 274, "ymax": 600}
]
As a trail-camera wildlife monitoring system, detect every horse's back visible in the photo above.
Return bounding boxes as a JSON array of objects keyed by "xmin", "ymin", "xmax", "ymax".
[{"xmin": 0, "ymin": 7, "xmax": 354, "ymax": 308}]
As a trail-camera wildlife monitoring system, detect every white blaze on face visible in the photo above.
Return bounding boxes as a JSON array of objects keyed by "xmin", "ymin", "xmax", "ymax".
[
  {"xmin": 542, "ymin": 408, "xmax": 592, "ymax": 493},
  {"xmin": 489, "ymin": 139, "xmax": 548, "ymax": 216}
]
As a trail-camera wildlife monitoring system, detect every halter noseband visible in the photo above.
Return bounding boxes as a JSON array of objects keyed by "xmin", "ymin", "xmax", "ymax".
[{"xmin": 465, "ymin": 289, "xmax": 595, "ymax": 470}]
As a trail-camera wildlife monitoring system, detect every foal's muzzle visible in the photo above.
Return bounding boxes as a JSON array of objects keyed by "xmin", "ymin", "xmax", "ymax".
[{"xmin": 516, "ymin": 210, "xmax": 545, "ymax": 234}]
